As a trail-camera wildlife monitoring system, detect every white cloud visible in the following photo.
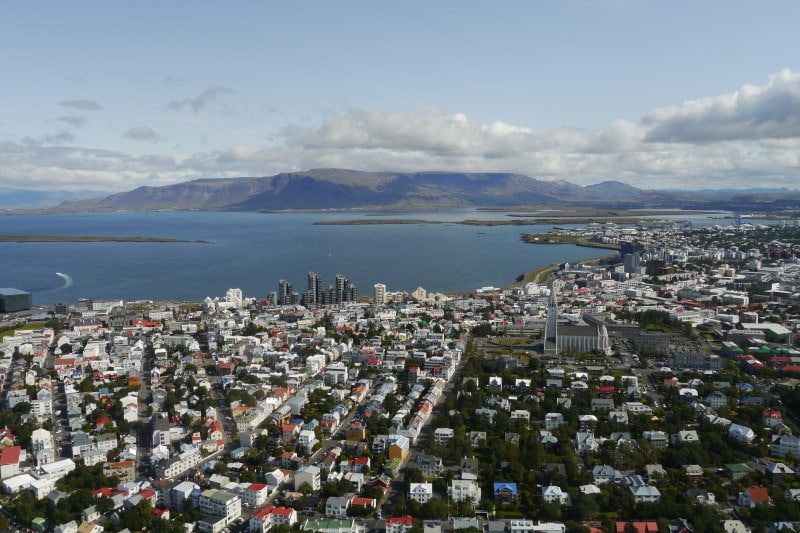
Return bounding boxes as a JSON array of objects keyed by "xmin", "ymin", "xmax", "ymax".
[
  {"xmin": 643, "ymin": 69, "xmax": 800, "ymax": 143},
  {"xmin": 6, "ymin": 70, "xmax": 800, "ymax": 193},
  {"xmin": 124, "ymin": 126, "xmax": 160, "ymax": 141}
]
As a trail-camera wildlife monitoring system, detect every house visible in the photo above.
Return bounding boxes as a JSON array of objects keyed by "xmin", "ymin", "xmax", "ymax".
[
  {"xmin": 642, "ymin": 431, "xmax": 668, "ymax": 449},
  {"xmin": 682, "ymin": 464, "xmax": 704, "ymax": 480},
  {"xmin": 722, "ymin": 520, "xmax": 751, "ymax": 533},
  {"xmin": 295, "ymin": 465, "xmax": 321, "ymax": 491},
  {"xmin": 762, "ymin": 409, "xmax": 783, "ymax": 427},
  {"xmin": 388, "ymin": 435, "xmax": 410, "ymax": 461},
  {"xmin": 685, "ymin": 488, "xmax": 716, "ymax": 505},
  {"xmin": 351, "ymin": 497, "xmax": 376, "ymax": 512},
  {"xmin": 725, "ymin": 463, "xmax": 754, "ymax": 481},
  {"xmin": 467, "ymin": 431, "xmax": 487, "ymax": 448},
  {"xmin": 622, "ymin": 402, "xmax": 653, "ymax": 416},
  {"xmin": 738, "ymin": 486, "xmax": 772, "ymax": 508},
  {"xmin": 544, "ymin": 413, "xmax": 564, "ymax": 430},
  {"xmin": 593, "ymin": 465, "xmax": 623, "ymax": 485},
  {"xmin": 325, "ymin": 495, "xmax": 351, "ymax": 518},
  {"xmin": 629, "ymin": 485, "xmax": 661, "ymax": 503},
  {"xmin": 301, "ymin": 519, "xmax": 361, "ymax": 533},
  {"xmin": 198, "ymin": 488, "xmax": 242, "ymax": 528},
  {"xmin": 415, "ymin": 455, "xmax": 443, "ymax": 478},
  {"xmin": 542, "ymin": 485, "xmax": 570, "ymax": 505},
  {"xmin": 575, "ymin": 431, "xmax": 599, "ymax": 453},
  {"xmin": 249, "ymin": 506, "xmax": 298, "ymax": 532},
  {"xmin": 493, "ymin": 482, "xmax": 518, "ymax": 504},
  {"xmin": 771, "ymin": 434, "xmax": 800, "ymax": 459},
  {"xmin": 385, "ymin": 515, "xmax": 414, "ymax": 533},
  {"xmin": 449, "ymin": 479, "xmax": 481, "ymax": 503},
  {"xmin": 409, "ymin": 483, "xmax": 434, "ymax": 504},
  {"xmin": 608, "ymin": 410, "xmax": 629, "ymax": 425},
  {"xmin": 237, "ymin": 483, "xmax": 270, "ymax": 507},
  {"xmin": 433, "ymin": 428, "xmax": 454, "ymax": 446},
  {"xmin": 705, "ymin": 391, "xmax": 728, "ymax": 408},
  {"xmin": 539, "ymin": 431, "xmax": 558, "ymax": 448},
  {"xmin": 591, "ymin": 399, "xmax": 615, "ymax": 412},
  {"xmin": 728, "ymin": 423, "xmax": 756, "ymax": 443},
  {"xmin": 765, "ymin": 462, "xmax": 795, "ymax": 484},
  {"xmin": 671, "ymin": 430, "xmax": 700, "ymax": 446},
  {"xmin": 0, "ymin": 446, "xmax": 25, "ymax": 479},
  {"xmin": 644, "ymin": 464, "xmax": 666, "ymax": 482},
  {"xmin": 103, "ymin": 461, "xmax": 136, "ymax": 483},
  {"xmin": 614, "ymin": 522, "xmax": 659, "ymax": 533}
]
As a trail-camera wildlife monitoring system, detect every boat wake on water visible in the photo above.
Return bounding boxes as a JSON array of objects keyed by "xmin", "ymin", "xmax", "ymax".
[{"xmin": 34, "ymin": 272, "xmax": 74, "ymax": 294}]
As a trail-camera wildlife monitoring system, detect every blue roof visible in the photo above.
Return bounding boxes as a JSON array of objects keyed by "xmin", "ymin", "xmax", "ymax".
[{"xmin": 493, "ymin": 482, "xmax": 518, "ymax": 495}]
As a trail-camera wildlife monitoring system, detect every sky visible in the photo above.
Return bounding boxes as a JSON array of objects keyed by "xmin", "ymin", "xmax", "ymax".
[{"xmin": 2, "ymin": 1, "xmax": 800, "ymax": 195}]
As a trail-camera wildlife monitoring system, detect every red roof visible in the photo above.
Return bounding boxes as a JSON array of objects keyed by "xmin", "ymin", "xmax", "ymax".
[
  {"xmin": 255, "ymin": 505, "xmax": 295, "ymax": 518},
  {"xmin": 0, "ymin": 446, "xmax": 21, "ymax": 465},
  {"xmin": 386, "ymin": 516, "xmax": 414, "ymax": 525},
  {"xmin": 599, "ymin": 386, "xmax": 615, "ymax": 392},
  {"xmin": 252, "ymin": 508, "xmax": 270, "ymax": 521},
  {"xmin": 248, "ymin": 483, "xmax": 268, "ymax": 491},
  {"xmin": 92, "ymin": 487, "xmax": 114, "ymax": 498},
  {"xmin": 614, "ymin": 522, "xmax": 659, "ymax": 533},
  {"xmin": 747, "ymin": 486, "xmax": 771, "ymax": 502},
  {"xmin": 140, "ymin": 489, "xmax": 156, "ymax": 499}
]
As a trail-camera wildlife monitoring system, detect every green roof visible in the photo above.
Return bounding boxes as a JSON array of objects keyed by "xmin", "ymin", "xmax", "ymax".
[
  {"xmin": 725, "ymin": 463, "xmax": 753, "ymax": 472},
  {"xmin": 304, "ymin": 519, "xmax": 353, "ymax": 531}
]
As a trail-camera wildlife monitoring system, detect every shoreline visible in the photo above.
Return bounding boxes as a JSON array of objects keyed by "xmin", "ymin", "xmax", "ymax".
[{"xmin": 314, "ymin": 217, "xmax": 666, "ymax": 226}]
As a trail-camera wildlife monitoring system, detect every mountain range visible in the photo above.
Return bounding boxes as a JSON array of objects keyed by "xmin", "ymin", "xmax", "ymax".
[{"xmin": 32, "ymin": 168, "xmax": 800, "ymax": 212}]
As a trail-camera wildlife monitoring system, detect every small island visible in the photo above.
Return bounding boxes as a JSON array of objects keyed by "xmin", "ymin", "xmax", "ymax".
[{"xmin": 0, "ymin": 235, "xmax": 209, "ymax": 243}]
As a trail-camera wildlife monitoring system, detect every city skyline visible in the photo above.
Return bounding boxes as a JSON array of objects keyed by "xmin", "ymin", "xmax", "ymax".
[{"xmin": 2, "ymin": 2, "xmax": 800, "ymax": 194}]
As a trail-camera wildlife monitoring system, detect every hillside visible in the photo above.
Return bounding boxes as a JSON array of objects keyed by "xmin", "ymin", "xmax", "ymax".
[{"xmin": 55, "ymin": 169, "xmax": 658, "ymax": 212}]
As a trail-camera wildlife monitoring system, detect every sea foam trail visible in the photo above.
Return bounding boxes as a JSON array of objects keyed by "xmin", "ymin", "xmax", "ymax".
[
  {"xmin": 37, "ymin": 272, "xmax": 74, "ymax": 294},
  {"xmin": 55, "ymin": 272, "xmax": 73, "ymax": 289}
]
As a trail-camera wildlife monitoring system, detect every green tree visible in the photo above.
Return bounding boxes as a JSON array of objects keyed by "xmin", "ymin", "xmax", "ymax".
[{"xmin": 123, "ymin": 500, "xmax": 155, "ymax": 532}]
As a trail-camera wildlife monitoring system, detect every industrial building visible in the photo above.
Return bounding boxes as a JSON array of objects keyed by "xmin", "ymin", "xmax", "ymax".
[{"xmin": 0, "ymin": 288, "xmax": 32, "ymax": 313}]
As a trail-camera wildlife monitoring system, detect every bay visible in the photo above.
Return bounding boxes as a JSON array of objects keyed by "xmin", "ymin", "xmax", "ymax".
[{"xmin": 0, "ymin": 210, "xmax": 620, "ymax": 305}]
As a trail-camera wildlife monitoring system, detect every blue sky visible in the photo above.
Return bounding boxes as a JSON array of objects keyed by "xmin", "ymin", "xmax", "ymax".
[{"xmin": 2, "ymin": 1, "xmax": 800, "ymax": 194}]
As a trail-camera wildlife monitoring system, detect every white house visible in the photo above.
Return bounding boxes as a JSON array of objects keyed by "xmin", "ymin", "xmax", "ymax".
[
  {"xmin": 544, "ymin": 413, "xmax": 564, "ymax": 430},
  {"xmin": 542, "ymin": 485, "xmax": 571, "ymax": 505},
  {"xmin": 630, "ymin": 485, "xmax": 661, "ymax": 503},
  {"xmin": 449, "ymin": 479, "xmax": 481, "ymax": 504},
  {"xmin": 728, "ymin": 423, "xmax": 756, "ymax": 444},
  {"xmin": 409, "ymin": 482, "xmax": 434, "ymax": 504}
]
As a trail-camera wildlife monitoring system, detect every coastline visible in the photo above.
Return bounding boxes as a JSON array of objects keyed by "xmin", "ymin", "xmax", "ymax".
[{"xmin": 314, "ymin": 217, "xmax": 655, "ymax": 226}]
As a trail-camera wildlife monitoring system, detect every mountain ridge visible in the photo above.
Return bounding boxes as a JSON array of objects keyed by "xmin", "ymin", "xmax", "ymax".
[{"xmin": 36, "ymin": 168, "xmax": 800, "ymax": 212}]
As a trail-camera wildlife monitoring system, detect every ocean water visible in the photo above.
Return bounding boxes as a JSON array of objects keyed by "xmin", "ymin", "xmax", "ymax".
[{"xmin": 0, "ymin": 209, "xmax": 648, "ymax": 305}]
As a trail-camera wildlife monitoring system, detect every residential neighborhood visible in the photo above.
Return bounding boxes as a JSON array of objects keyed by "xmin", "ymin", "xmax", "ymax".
[{"xmin": 0, "ymin": 220, "xmax": 800, "ymax": 533}]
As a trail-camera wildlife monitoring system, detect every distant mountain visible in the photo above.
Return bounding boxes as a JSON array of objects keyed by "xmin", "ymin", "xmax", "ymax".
[
  {"xmin": 55, "ymin": 169, "xmax": 662, "ymax": 212},
  {"xmin": 48, "ymin": 169, "xmax": 800, "ymax": 212},
  {"xmin": 0, "ymin": 188, "xmax": 104, "ymax": 210}
]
